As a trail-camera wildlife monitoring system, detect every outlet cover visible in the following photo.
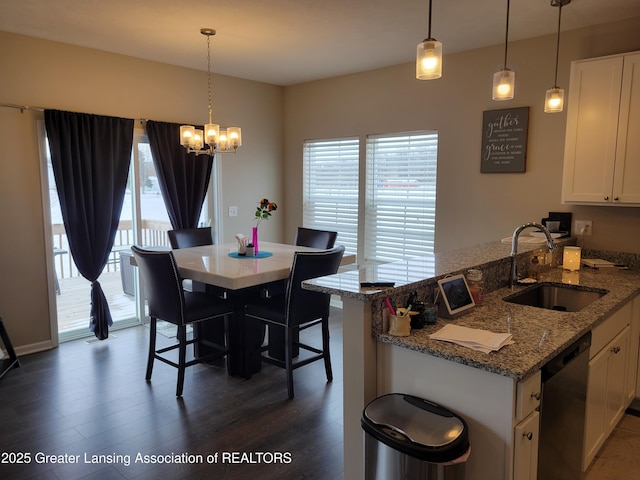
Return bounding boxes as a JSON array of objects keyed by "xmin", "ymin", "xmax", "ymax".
[
  {"xmin": 228, "ymin": 206, "xmax": 238, "ymax": 217},
  {"xmin": 575, "ymin": 220, "xmax": 592, "ymax": 236}
]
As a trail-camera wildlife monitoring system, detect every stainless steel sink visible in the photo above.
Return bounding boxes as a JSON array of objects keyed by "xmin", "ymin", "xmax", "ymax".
[{"xmin": 503, "ymin": 282, "xmax": 608, "ymax": 312}]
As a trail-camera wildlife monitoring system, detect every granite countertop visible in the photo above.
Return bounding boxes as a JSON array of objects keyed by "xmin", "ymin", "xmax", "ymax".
[
  {"xmin": 304, "ymin": 239, "xmax": 640, "ymax": 382},
  {"xmin": 378, "ymin": 266, "xmax": 640, "ymax": 381}
]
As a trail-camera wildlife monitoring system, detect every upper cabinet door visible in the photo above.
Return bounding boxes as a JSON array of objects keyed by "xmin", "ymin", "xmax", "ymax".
[
  {"xmin": 562, "ymin": 56, "xmax": 622, "ymax": 204},
  {"xmin": 613, "ymin": 53, "xmax": 640, "ymax": 204}
]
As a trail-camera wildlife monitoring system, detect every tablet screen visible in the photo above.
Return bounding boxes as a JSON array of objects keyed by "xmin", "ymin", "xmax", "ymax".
[{"xmin": 438, "ymin": 275, "xmax": 475, "ymax": 316}]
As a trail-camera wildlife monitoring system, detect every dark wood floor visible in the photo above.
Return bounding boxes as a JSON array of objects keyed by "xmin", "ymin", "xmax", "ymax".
[{"xmin": 0, "ymin": 308, "xmax": 344, "ymax": 480}]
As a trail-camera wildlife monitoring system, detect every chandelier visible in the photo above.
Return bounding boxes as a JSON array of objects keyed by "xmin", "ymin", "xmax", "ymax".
[{"xmin": 180, "ymin": 28, "xmax": 242, "ymax": 156}]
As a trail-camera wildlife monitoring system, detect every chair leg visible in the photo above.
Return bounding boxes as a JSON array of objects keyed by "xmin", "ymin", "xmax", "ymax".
[
  {"xmin": 285, "ymin": 326, "xmax": 295, "ymax": 399},
  {"xmin": 146, "ymin": 317, "xmax": 157, "ymax": 381},
  {"xmin": 176, "ymin": 325, "xmax": 187, "ymax": 397},
  {"xmin": 322, "ymin": 317, "xmax": 333, "ymax": 383}
]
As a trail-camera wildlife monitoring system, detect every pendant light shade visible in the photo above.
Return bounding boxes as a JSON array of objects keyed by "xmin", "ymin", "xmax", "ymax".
[
  {"xmin": 416, "ymin": 0, "xmax": 442, "ymax": 80},
  {"xmin": 493, "ymin": 68, "xmax": 515, "ymax": 101},
  {"xmin": 417, "ymin": 39, "xmax": 442, "ymax": 79},
  {"xmin": 492, "ymin": 0, "xmax": 514, "ymax": 101},
  {"xmin": 544, "ymin": 0, "xmax": 570, "ymax": 113},
  {"xmin": 544, "ymin": 87, "xmax": 565, "ymax": 113}
]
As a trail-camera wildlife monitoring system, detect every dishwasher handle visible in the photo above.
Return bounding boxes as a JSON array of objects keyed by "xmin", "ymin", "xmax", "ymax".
[{"xmin": 542, "ymin": 332, "xmax": 591, "ymax": 381}]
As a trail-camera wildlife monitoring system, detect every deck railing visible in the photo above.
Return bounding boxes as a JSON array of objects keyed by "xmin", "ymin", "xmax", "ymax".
[{"xmin": 52, "ymin": 219, "xmax": 172, "ymax": 279}]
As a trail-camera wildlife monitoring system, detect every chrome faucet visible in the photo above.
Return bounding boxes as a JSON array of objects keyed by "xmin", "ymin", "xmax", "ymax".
[{"xmin": 510, "ymin": 222, "xmax": 555, "ymax": 287}]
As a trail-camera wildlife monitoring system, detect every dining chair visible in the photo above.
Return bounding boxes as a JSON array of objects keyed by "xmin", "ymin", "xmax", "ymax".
[
  {"xmin": 167, "ymin": 226, "xmax": 228, "ymax": 360},
  {"xmin": 294, "ymin": 227, "xmax": 338, "ymax": 249},
  {"xmin": 131, "ymin": 246, "xmax": 233, "ymax": 397},
  {"xmin": 244, "ymin": 245, "xmax": 345, "ymax": 399},
  {"xmin": 167, "ymin": 227, "xmax": 214, "ymax": 249}
]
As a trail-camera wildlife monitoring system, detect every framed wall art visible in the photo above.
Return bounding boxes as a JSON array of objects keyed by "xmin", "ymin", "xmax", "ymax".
[{"xmin": 481, "ymin": 106, "xmax": 529, "ymax": 173}]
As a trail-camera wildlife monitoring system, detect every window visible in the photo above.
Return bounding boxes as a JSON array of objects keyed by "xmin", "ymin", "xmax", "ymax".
[
  {"xmin": 303, "ymin": 138, "xmax": 359, "ymax": 255},
  {"xmin": 365, "ymin": 132, "xmax": 438, "ymax": 263}
]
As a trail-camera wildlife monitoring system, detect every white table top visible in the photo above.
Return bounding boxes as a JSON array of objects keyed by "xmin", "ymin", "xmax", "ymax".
[{"xmin": 170, "ymin": 241, "xmax": 355, "ymax": 290}]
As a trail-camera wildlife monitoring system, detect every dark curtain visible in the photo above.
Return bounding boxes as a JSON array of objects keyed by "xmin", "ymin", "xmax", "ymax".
[
  {"xmin": 45, "ymin": 110, "xmax": 133, "ymax": 340},
  {"xmin": 146, "ymin": 120, "xmax": 213, "ymax": 229}
]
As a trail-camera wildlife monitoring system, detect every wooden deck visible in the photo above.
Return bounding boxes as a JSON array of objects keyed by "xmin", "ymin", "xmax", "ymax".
[
  {"xmin": 55, "ymin": 269, "xmax": 139, "ymax": 337},
  {"xmin": 51, "ymin": 220, "xmax": 171, "ymax": 340}
]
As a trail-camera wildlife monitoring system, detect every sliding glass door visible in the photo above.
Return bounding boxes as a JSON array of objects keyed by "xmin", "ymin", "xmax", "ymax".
[{"xmin": 42, "ymin": 126, "xmax": 215, "ymax": 342}]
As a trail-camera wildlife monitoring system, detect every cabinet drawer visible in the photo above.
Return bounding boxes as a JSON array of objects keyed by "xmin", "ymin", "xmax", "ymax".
[
  {"xmin": 516, "ymin": 370, "xmax": 541, "ymax": 422},
  {"xmin": 591, "ymin": 302, "xmax": 632, "ymax": 358}
]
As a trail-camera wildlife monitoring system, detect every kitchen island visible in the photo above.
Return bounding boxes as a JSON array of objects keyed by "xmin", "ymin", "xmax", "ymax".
[{"xmin": 303, "ymin": 239, "xmax": 640, "ymax": 480}]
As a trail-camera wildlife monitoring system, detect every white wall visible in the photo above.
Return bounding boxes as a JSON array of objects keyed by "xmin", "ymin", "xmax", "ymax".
[
  {"xmin": 283, "ymin": 17, "xmax": 640, "ymax": 255},
  {"xmin": 0, "ymin": 31, "xmax": 283, "ymax": 351}
]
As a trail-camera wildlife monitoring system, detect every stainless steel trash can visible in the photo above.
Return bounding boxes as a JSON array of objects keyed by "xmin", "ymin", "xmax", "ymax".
[{"xmin": 361, "ymin": 393, "xmax": 470, "ymax": 480}]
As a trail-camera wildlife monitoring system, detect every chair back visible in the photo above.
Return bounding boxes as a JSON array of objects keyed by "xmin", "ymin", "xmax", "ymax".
[
  {"xmin": 131, "ymin": 246, "xmax": 186, "ymax": 325},
  {"xmin": 294, "ymin": 227, "xmax": 338, "ymax": 249},
  {"xmin": 168, "ymin": 227, "xmax": 214, "ymax": 249},
  {"xmin": 285, "ymin": 246, "xmax": 345, "ymax": 326}
]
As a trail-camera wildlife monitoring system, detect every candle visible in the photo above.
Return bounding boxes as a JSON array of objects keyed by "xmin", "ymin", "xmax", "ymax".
[{"xmin": 563, "ymin": 246, "xmax": 581, "ymax": 271}]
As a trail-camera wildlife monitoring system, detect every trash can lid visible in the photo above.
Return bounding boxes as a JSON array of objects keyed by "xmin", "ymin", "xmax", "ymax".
[{"xmin": 361, "ymin": 393, "xmax": 469, "ymax": 462}]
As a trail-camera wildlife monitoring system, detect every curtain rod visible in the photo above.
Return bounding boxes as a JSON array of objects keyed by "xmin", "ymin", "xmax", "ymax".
[
  {"xmin": 0, "ymin": 104, "xmax": 147, "ymax": 125},
  {"xmin": 0, "ymin": 103, "xmax": 45, "ymax": 112}
]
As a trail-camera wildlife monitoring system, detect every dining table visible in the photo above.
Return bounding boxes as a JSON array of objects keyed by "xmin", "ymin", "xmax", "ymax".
[{"xmin": 169, "ymin": 241, "xmax": 356, "ymax": 378}]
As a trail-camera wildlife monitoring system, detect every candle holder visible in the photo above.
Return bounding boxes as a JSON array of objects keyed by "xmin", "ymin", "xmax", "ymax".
[{"xmin": 563, "ymin": 246, "xmax": 581, "ymax": 271}]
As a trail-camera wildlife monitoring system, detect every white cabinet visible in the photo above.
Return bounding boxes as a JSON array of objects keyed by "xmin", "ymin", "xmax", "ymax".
[
  {"xmin": 629, "ymin": 295, "xmax": 640, "ymax": 403},
  {"xmin": 513, "ymin": 372, "xmax": 541, "ymax": 480},
  {"xmin": 583, "ymin": 301, "xmax": 633, "ymax": 470},
  {"xmin": 513, "ymin": 411, "xmax": 539, "ymax": 480},
  {"xmin": 562, "ymin": 51, "xmax": 640, "ymax": 205}
]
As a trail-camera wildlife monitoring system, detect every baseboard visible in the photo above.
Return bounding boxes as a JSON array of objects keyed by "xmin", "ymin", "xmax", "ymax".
[{"xmin": 14, "ymin": 339, "xmax": 56, "ymax": 357}]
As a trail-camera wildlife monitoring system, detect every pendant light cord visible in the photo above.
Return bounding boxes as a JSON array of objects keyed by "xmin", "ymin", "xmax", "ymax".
[
  {"xmin": 553, "ymin": 4, "xmax": 563, "ymax": 87},
  {"xmin": 503, "ymin": 0, "xmax": 510, "ymax": 68},
  {"xmin": 427, "ymin": 0, "xmax": 433, "ymax": 39}
]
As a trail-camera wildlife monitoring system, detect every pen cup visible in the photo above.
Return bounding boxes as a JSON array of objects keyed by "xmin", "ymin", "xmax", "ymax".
[{"xmin": 388, "ymin": 314, "xmax": 411, "ymax": 337}]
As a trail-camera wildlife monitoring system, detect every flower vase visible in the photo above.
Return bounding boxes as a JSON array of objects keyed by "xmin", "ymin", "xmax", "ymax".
[{"xmin": 252, "ymin": 226, "xmax": 259, "ymax": 254}]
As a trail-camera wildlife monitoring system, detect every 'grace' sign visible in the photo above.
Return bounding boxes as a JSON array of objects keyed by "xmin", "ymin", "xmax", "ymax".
[{"xmin": 481, "ymin": 107, "xmax": 529, "ymax": 173}]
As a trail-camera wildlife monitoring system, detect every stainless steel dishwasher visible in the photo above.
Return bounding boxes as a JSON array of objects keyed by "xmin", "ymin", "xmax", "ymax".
[{"xmin": 537, "ymin": 331, "xmax": 591, "ymax": 480}]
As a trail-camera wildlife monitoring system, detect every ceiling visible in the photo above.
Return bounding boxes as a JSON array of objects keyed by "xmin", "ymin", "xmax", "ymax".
[{"xmin": 1, "ymin": 0, "xmax": 640, "ymax": 86}]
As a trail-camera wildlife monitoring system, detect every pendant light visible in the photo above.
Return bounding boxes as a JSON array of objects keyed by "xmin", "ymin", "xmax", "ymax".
[
  {"xmin": 492, "ymin": 0, "xmax": 515, "ymax": 101},
  {"xmin": 544, "ymin": 0, "xmax": 571, "ymax": 113},
  {"xmin": 180, "ymin": 28, "xmax": 242, "ymax": 156},
  {"xmin": 416, "ymin": 0, "xmax": 442, "ymax": 80}
]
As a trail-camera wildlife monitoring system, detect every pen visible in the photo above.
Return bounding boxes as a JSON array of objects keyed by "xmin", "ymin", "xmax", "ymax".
[{"xmin": 384, "ymin": 298, "xmax": 396, "ymax": 316}]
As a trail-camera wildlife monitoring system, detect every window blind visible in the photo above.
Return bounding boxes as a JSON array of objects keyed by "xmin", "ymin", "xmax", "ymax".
[
  {"xmin": 365, "ymin": 132, "xmax": 438, "ymax": 263},
  {"xmin": 303, "ymin": 138, "xmax": 359, "ymax": 255}
]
